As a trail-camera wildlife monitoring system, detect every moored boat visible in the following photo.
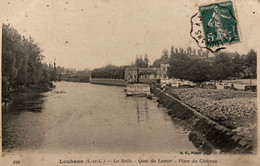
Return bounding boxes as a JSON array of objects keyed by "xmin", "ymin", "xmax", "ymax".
[{"xmin": 126, "ymin": 83, "xmax": 150, "ymax": 96}]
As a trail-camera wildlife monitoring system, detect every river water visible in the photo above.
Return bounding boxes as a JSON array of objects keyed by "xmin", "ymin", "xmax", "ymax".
[{"xmin": 2, "ymin": 82, "xmax": 197, "ymax": 153}]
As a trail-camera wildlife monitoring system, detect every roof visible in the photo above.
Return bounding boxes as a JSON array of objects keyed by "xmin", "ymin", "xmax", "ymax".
[{"xmin": 125, "ymin": 67, "xmax": 161, "ymax": 75}]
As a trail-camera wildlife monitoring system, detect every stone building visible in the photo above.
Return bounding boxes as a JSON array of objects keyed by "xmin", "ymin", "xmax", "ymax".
[{"xmin": 125, "ymin": 64, "xmax": 170, "ymax": 83}]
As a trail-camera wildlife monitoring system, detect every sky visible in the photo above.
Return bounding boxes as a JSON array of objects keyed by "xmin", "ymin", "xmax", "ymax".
[{"xmin": 0, "ymin": 0, "xmax": 259, "ymax": 70}]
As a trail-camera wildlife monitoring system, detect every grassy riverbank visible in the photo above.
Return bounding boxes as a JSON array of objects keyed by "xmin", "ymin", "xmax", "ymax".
[
  {"xmin": 164, "ymin": 87, "xmax": 257, "ymax": 140},
  {"xmin": 2, "ymin": 85, "xmax": 54, "ymax": 105}
]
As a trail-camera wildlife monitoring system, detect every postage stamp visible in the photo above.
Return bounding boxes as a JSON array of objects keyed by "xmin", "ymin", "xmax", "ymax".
[
  {"xmin": 199, "ymin": 1, "xmax": 239, "ymax": 48},
  {"xmin": 191, "ymin": 1, "xmax": 240, "ymax": 52}
]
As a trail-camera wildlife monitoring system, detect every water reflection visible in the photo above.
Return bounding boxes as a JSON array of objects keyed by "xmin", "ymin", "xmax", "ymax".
[
  {"xmin": 2, "ymin": 94, "xmax": 46, "ymax": 151},
  {"xmin": 136, "ymin": 99, "xmax": 150, "ymax": 123}
]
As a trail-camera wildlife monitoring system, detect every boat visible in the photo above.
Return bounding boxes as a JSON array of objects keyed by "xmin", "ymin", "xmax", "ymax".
[
  {"xmin": 126, "ymin": 83, "xmax": 150, "ymax": 96},
  {"xmin": 125, "ymin": 68, "xmax": 151, "ymax": 96}
]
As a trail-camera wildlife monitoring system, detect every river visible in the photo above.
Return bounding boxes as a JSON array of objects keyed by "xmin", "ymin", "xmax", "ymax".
[{"xmin": 2, "ymin": 82, "xmax": 197, "ymax": 153}]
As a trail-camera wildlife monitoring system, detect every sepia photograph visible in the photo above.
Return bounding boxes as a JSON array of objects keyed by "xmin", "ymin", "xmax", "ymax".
[{"xmin": 1, "ymin": 0, "xmax": 259, "ymax": 165}]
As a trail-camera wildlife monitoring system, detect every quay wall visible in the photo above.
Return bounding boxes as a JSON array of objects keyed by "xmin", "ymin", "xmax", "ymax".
[
  {"xmin": 90, "ymin": 78, "xmax": 126, "ymax": 86},
  {"xmin": 151, "ymin": 86, "xmax": 253, "ymax": 153}
]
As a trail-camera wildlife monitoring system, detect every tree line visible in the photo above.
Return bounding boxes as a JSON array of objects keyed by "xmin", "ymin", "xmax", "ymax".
[
  {"xmin": 91, "ymin": 54, "xmax": 149, "ymax": 79},
  {"xmin": 2, "ymin": 24, "xmax": 56, "ymax": 95},
  {"xmin": 152, "ymin": 46, "xmax": 257, "ymax": 83},
  {"xmin": 91, "ymin": 65, "xmax": 128, "ymax": 79},
  {"xmin": 91, "ymin": 46, "xmax": 256, "ymax": 84},
  {"xmin": 55, "ymin": 67, "xmax": 91, "ymax": 82}
]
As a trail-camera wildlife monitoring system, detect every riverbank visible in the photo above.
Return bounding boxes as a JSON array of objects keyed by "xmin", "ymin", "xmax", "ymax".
[
  {"xmin": 151, "ymin": 86, "xmax": 256, "ymax": 154},
  {"xmin": 90, "ymin": 78, "xmax": 126, "ymax": 86},
  {"xmin": 2, "ymin": 84, "xmax": 55, "ymax": 106},
  {"xmin": 165, "ymin": 87, "xmax": 257, "ymax": 128}
]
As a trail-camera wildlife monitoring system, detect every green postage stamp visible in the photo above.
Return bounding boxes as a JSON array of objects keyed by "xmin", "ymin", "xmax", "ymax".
[{"xmin": 199, "ymin": 1, "xmax": 240, "ymax": 48}]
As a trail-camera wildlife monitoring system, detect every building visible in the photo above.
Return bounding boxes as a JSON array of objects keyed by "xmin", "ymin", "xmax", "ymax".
[{"xmin": 125, "ymin": 64, "xmax": 170, "ymax": 83}]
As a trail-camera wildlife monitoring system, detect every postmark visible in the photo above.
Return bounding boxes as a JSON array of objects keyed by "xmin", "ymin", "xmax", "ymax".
[{"xmin": 191, "ymin": 1, "xmax": 240, "ymax": 52}]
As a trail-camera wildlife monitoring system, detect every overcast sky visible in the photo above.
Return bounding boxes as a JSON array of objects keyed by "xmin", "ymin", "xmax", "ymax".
[{"xmin": 1, "ymin": 0, "xmax": 259, "ymax": 70}]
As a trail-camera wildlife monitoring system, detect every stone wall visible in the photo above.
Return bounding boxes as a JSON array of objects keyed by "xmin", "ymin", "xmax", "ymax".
[
  {"xmin": 90, "ymin": 78, "xmax": 126, "ymax": 86},
  {"xmin": 151, "ymin": 86, "xmax": 253, "ymax": 154}
]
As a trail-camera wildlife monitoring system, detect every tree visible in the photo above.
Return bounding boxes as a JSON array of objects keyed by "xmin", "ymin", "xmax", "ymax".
[
  {"xmin": 186, "ymin": 47, "xmax": 192, "ymax": 55},
  {"xmin": 151, "ymin": 49, "xmax": 169, "ymax": 67},
  {"xmin": 16, "ymin": 57, "xmax": 28, "ymax": 88},
  {"xmin": 151, "ymin": 59, "xmax": 161, "ymax": 68},
  {"xmin": 168, "ymin": 47, "xmax": 212, "ymax": 83},
  {"xmin": 91, "ymin": 65, "xmax": 128, "ymax": 79},
  {"xmin": 170, "ymin": 46, "xmax": 175, "ymax": 57},
  {"xmin": 244, "ymin": 49, "xmax": 257, "ymax": 78},
  {"xmin": 161, "ymin": 48, "xmax": 169, "ymax": 61},
  {"xmin": 175, "ymin": 48, "xmax": 178, "ymax": 54},
  {"xmin": 186, "ymin": 59, "xmax": 211, "ymax": 84},
  {"xmin": 209, "ymin": 63, "xmax": 232, "ymax": 81},
  {"xmin": 2, "ymin": 24, "xmax": 19, "ymax": 90},
  {"xmin": 209, "ymin": 52, "xmax": 233, "ymax": 80},
  {"xmin": 203, "ymin": 50, "xmax": 209, "ymax": 58},
  {"xmin": 168, "ymin": 52, "xmax": 192, "ymax": 80},
  {"xmin": 134, "ymin": 54, "xmax": 149, "ymax": 68},
  {"xmin": 192, "ymin": 49, "xmax": 196, "ymax": 56},
  {"xmin": 75, "ymin": 69, "xmax": 91, "ymax": 82},
  {"xmin": 2, "ymin": 24, "xmax": 53, "ymax": 93},
  {"xmin": 230, "ymin": 53, "xmax": 244, "ymax": 77},
  {"xmin": 197, "ymin": 48, "xmax": 202, "ymax": 57},
  {"xmin": 144, "ymin": 53, "xmax": 149, "ymax": 68},
  {"xmin": 179, "ymin": 48, "xmax": 184, "ymax": 54}
]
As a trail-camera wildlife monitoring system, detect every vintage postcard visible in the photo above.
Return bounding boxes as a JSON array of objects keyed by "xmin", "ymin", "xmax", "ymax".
[{"xmin": 0, "ymin": 0, "xmax": 259, "ymax": 165}]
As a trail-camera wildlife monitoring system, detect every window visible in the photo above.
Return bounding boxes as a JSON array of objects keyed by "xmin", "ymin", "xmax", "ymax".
[{"xmin": 163, "ymin": 67, "xmax": 166, "ymax": 71}]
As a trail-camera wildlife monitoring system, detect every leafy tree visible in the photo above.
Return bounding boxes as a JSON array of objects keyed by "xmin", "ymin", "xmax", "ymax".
[
  {"xmin": 192, "ymin": 49, "xmax": 196, "ymax": 56},
  {"xmin": 161, "ymin": 48, "xmax": 169, "ymax": 61},
  {"xmin": 197, "ymin": 48, "xmax": 202, "ymax": 57},
  {"xmin": 209, "ymin": 63, "xmax": 232, "ymax": 81},
  {"xmin": 75, "ymin": 69, "xmax": 91, "ymax": 82},
  {"xmin": 144, "ymin": 53, "xmax": 149, "ymax": 68},
  {"xmin": 179, "ymin": 48, "xmax": 184, "ymax": 54},
  {"xmin": 214, "ymin": 52, "xmax": 231, "ymax": 65},
  {"xmin": 170, "ymin": 46, "xmax": 175, "ymax": 57},
  {"xmin": 186, "ymin": 59, "xmax": 211, "ymax": 84},
  {"xmin": 186, "ymin": 47, "xmax": 192, "ymax": 55},
  {"xmin": 175, "ymin": 48, "xmax": 178, "ymax": 54},
  {"xmin": 91, "ymin": 65, "xmax": 128, "ymax": 79},
  {"xmin": 209, "ymin": 52, "xmax": 233, "ymax": 80},
  {"xmin": 151, "ymin": 59, "xmax": 161, "ymax": 68},
  {"xmin": 151, "ymin": 49, "xmax": 169, "ymax": 67},
  {"xmin": 244, "ymin": 49, "xmax": 257, "ymax": 78},
  {"xmin": 168, "ymin": 52, "xmax": 192, "ymax": 80},
  {"xmin": 230, "ymin": 53, "xmax": 244, "ymax": 77},
  {"xmin": 2, "ymin": 24, "xmax": 55, "ymax": 94},
  {"xmin": 134, "ymin": 54, "xmax": 149, "ymax": 68}
]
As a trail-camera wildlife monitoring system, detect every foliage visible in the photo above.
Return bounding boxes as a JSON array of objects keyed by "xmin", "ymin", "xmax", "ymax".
[
  {"xmin": 2, "ymin": 24, "xmax": 55, "ymax": 94},
  {"xmin": 186, "ymin": 59, "xmax": 211, "ymax": 83},
  {"xmin": 91, "ymin": 65, "xmax": 128, "ymax": 79},
  {"xmin": 153, "ymin": 45, "xmax": 257, "ymax": 82},
  {"xmin": 151, "ymin": 48, "xmax": 170, "ymax": 67},
  {"xmin": 243, "ymin": 49, "xmax": 257, "ymax": 78},
  {"xmin": 75, "ymin": 69, "xmax": 91, "ymax": 82},
  {"xmin": 209, "ymin": 63, "xmax": 231, "ymax": 81},
  {"xmin": 133, "ymin": 53, "xmax": 149, "ymax": 68}
]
